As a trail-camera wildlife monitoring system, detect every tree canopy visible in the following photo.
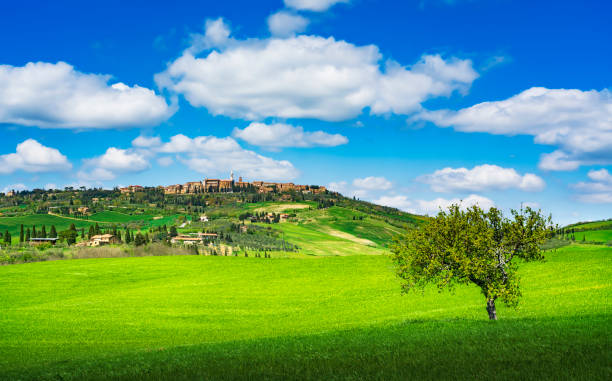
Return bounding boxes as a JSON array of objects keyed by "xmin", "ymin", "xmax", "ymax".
[{"xmin": 391, "ymin": 205, "xmax": 553, "ymax": 320}]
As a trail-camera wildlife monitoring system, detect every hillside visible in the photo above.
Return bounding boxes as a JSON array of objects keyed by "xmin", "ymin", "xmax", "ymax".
[
  {"xmin": 0, "ymin": 245, "xmax": 609, "ymax": 380},
  {"xmin": 0, "ymin": 187, "xmax": 425, "ymax": 262},
  {"xmin": 560, "ymin": 218, "xmax": 612, "ymax": 244}
]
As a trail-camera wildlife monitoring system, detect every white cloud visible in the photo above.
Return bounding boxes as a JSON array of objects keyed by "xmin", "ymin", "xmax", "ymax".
[
  {"xmin": 587, "ymin": 168, "xmax": 612, "ymax": 183},
  {"xmin": 79, "ymin": 147, "xmax": 150, "ymax": 181},
  {"xmin": 0, "ymin": 61, "xmax": 175, "ymax": 129},
  {"xmin": 232, "ymin": 122, "xmax": 347, "ymax": 149},
  {"xmin": 189, "ymin": 18, "xmax": 232, "ymax": 52},
  {"xmin": 268, "ymin": 11, "xmax": 309, "ymax": 37},
  {"xmin": 0, "ymin": 139, "xmax": 72, "ymax": 174},
  {"xmin": 418, "ymin": 87, "xmax": 612, "ymax": 171},
  {"xmin": 132, "ymin": 136, "xmax": 162, "ymax": 147},
  {"xmin": 155, "ymin": 134, "xmax": 298, "ymax": 181},
  {"xmin": 577, "ymin": 193, "xmax": 612, "ymax": 204},
  {"xmin": 375, "ymin": 194, "xmax": 495, "ymax": 216},
  {"xmin": 2, "ymin": 183, "xmax": 28, "ymax": 194},
  {"xmin": 284, "ymin": 0, "xmax": 349, "ymax": 11},
  {"xmin": 373, "ymin": 195, "xmax": 413, "ymax": 211},
  {"xmin": 418, "ymin": 164, "xmax": 545, "ymax": 193},
  {"xmin": 328, "ymin": 176, "xmax": 392, "ymax": 198},
  {"xmin": 156, "ymin": 23, "xmax": 477, "ymax": 121},
  {"xmin": 352, "ymin": 176, "xmax": 392, "ymax": 190},
  {"xmin": 327, "ymin": 181, "xmax": 348, "ymax": 193},
  {"xmin": 573, "ymin": 168, "xmax": 612, "ymax": 204},
  {"xmin": 158, "ymin": 134, "xmax": 241, "ymax": 154},
  {"xmin": 44, "ymin": 183, "xmax": 58, "ymax": 190}
]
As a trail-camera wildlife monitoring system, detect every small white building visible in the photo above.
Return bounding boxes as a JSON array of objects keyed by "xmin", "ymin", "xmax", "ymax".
[{"xmin": 199, "ymin": 215, "xmax": 209, "ymax": 222}]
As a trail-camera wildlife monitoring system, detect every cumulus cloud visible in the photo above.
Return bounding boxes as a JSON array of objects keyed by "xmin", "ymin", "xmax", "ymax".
[
  {"xmin": 418, "ymin": 87, "xmax": 612, "ymax": 171},
  {"xmin": 156, "ymin": 20, "xmax": 477, "ymax": 121},
  {"xmin": 352, "ymin": 176, "xmax": 392, "ymax": 190},
  {"xmin": 284, "ymin": 0, "xmax": 349, "ymax": 11},
  {"xmin": 573, "ymin": 168, "xmax": 612, "ymax": 203},
  {"xmin": 327, "ymin": 176, "xmax": 392, "ymax": 198},
  {"xmin": 79, "ymin": 147, "xmax": 150, "ymax": 181},
  {"xmin": 232, "ymin": 122, "xmax": 347, "ymax": 149},
  {"xmin": 418, "ymin": 164, "xmax": 545, "ymax": 193},
  {"xmin": 268, "ymin": 11, "xmax": 309, "ymax": 37},
  {"xmin": 189, "ymin": 18, "xmax": 232, "ymax": 52},
  {"xmin": 0, "ymin": 139, "xmax": 72, "ymax": 174},
  {"xmin": 375, "ymin": 194, "xmax": 495, "ymax": 215},
  {"xmin": 154, "ymin": 134, "xmax": 298, "ymax": 181},
  {"xmin": 132, "ymin": 136, "xmax": 162, "ymax": 147},
  {"xmin": 0, "ymin": 61, "xmax": 175, "ymax": 129}
]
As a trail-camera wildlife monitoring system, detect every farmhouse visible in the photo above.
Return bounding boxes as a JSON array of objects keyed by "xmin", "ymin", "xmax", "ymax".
[
  {"xmin": 171, "ymin": 235, "xmax": 202, "ymax": 245},
  {"xmin": 29, "ymin": 238, "xmax": 58, "ymax": 246},
  {"xmin": 89, "ymin": 234, "xmax": 119, "ymax": 246},
  {"xmin": 120, "ymin": 185, "xmax": 144, "ymax": 194},
  {"xmin": 77, "ymin": 206, "xmax": 90, "ymax": 214}
]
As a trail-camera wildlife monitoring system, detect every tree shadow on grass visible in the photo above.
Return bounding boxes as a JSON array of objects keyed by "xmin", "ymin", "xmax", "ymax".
[{"xmin": 5, "ymin": 314, "xmax": 610, "ymax": 381}]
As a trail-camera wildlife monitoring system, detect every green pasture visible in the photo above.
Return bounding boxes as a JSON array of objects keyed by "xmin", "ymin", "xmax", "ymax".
[
  {"xmin": 0, "ymin": 244, "xmax": 610, "ymax": 380},
  {"xmin": 89, "ymin": 211, "xmax": 153, "ymax": 223},
  {"xmin": 568, "ymin": 219, "xmax": 612, "ymax": 230},
  {"xmin": 0, "ymin": 214, "xmax": 92, "ymax": 239},
  {"xmin": 276, "ymin": 206, "xmax": 408, "ymax": 247},
  {"xmin": 577, "ymin": 229, "xmax": 612, "ymax": 243}
]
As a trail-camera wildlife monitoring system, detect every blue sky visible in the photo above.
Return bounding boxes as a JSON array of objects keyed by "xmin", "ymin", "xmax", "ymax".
[{"xmin": 1, "ymin": 0, "xmax": 611, "ymax": 224}]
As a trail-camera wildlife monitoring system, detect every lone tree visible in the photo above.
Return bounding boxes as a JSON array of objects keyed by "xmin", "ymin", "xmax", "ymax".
[{"xmin": 391, "ymin": 205, "xmax": 552, "ymax": 320}]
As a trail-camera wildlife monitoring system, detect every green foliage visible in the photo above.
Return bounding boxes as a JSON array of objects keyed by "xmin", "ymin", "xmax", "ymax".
[
  {"xmin": 391, "ymin": 205, "xmax": 552, "ymax": 319},
  {"xmin": 58, "ymin": 228, "xmax": 78, "ymax": 245},
  {"xmin": 134, "ymin": 233, "xmax": 146, "ymax": 246}
]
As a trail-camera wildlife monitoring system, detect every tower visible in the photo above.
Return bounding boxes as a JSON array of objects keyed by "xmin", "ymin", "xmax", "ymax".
[{"xmin": 230, "ymin": 170, "xmax": 234, "ymax": 182}]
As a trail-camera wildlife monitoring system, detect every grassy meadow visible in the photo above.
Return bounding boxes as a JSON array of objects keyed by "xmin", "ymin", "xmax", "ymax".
[{"xmin": 0, "ymin": 244, "xmax": 610, "ymax": 380}]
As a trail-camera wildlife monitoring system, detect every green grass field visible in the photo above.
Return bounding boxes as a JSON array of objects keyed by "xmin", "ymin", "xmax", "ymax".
[
  {"xmin": 577, "ymin": 229, "xmax": 612, "ymax": 243},
  {"xmin": 568, "ymin": 219, "xmax": 612, "ymax": 230},
  {"xmin": 0, "ymin": 214, "xmax": 93, "ymax": 239},
  {"xmin": 0, "ymin": 244, "xmax": 610, "ymax": 380},
  {"xmin": 89, "ymin": 210, "xmax": 153, "ymax": 223}
]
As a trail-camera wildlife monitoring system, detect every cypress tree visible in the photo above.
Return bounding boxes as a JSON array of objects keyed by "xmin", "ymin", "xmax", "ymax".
[
  {"xmin": 134, "ymin": 233, "xmax": 145, "ymax": 246},
  {"xmin": 69, "ymin": 223, "xmax": 76, "ymax": 232},
  {"xmin": 32, "ymin": 225, "xmax": 37, "ymax": 238},
  {"xmin": 41, "ymin": 225, "xmax": 47, "ymax": 238},
  {"xmin": 25, "ymin": 228, "xmax": 31, "ymax": 242},
  {"xmin": 50, "ymin": 225, "xmax": 57, "ymax": 238},
  {"xmin": 20, "ymin": 224, "xmax": 24, "ymax": 243},
  {"xmin": 95, "ymin": 223, "xmax": 101, "ymax": 235}
]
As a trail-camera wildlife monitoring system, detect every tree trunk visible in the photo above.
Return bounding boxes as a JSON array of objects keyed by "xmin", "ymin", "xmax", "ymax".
[{"xmin": 486, "ymin": 298, "xmax": 497, "ymax": 320}]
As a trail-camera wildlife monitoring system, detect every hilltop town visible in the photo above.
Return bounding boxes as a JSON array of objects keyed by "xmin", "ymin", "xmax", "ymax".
[{"xmin": 119, "ymin": 171, "xmax": 327, "ymax": 195}]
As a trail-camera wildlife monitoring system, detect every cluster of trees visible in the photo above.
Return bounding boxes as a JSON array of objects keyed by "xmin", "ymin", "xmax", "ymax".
[
  {"xmin": 4, "ymin": 224, "xmax": 61, "ymax": 245},
  {"xmin": 238, "ymin": 212, "xmax": 284, "ymax": 223}
]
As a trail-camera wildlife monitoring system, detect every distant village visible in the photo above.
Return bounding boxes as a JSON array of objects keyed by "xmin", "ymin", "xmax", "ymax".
[{"xmin": 119, "ymin": 171, "xmax": 327, "ymax": 196}]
